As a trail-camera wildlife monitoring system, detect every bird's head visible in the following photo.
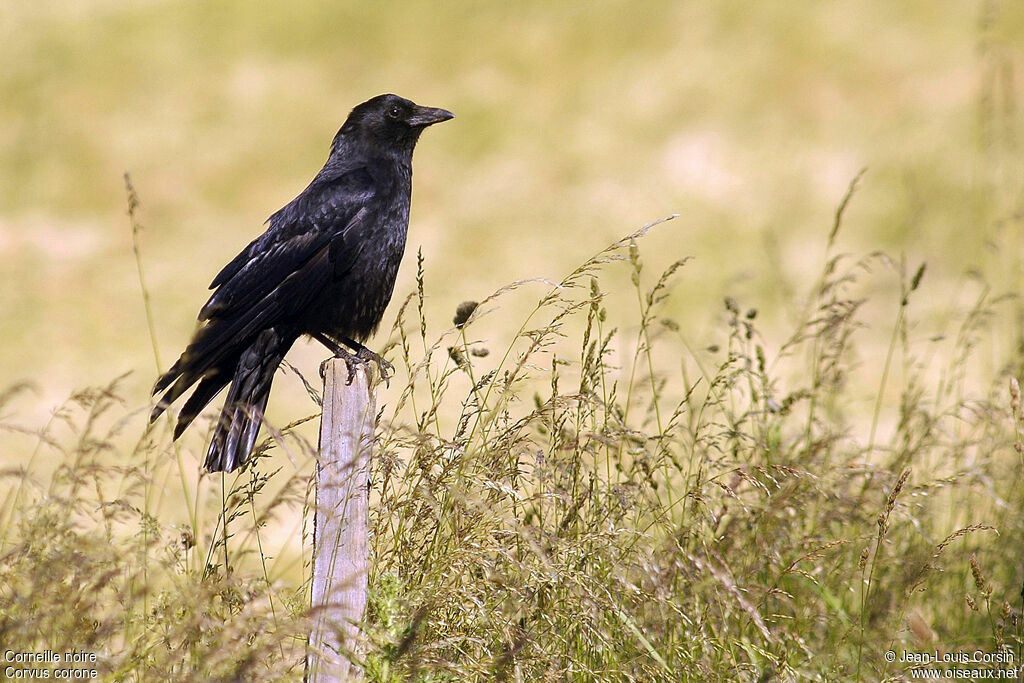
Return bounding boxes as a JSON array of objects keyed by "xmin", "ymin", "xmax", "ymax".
[{"xmin": 334, "ymin": 94, "xmax": 454, "ymax": 157}]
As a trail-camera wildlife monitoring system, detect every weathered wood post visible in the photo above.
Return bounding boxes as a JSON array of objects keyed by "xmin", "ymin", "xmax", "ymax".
[{"xmin": 307, "ymin": 359, "xmax": 376, "ymax": 682}]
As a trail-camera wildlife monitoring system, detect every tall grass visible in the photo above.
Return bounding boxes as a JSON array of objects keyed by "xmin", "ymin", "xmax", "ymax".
[{"xmin": 1, "ymin": 182, "xmax": 1022, "ymax": 680}]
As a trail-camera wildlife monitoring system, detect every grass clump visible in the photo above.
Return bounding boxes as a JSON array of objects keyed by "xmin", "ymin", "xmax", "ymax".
[
  {"xmin": 0, "ymin": 380, "xmax": 309, "ymax": 680},
  {"xmin": 355, "ymin": 196, "xmax": 1022, "ymax": 679},
  {"xmin": 1, "ymin": 188, "xmax": 1023, "ymax": 681}
]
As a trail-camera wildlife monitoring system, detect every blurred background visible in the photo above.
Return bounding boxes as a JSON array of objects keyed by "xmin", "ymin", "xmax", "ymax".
[{"xmin": 1, "ymin": 0, "xmax": 1021, "ymax": 438}]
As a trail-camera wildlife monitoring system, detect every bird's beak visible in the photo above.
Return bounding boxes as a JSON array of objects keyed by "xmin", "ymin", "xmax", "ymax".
[{"xmin": 407, "ymin": 106, "xmax": 455, "ymax": 128}]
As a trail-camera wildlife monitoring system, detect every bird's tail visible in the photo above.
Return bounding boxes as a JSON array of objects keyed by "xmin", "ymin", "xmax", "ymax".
[{"xmin": 204, "ymin": 329, "xmax": 288, "ymax": 472}]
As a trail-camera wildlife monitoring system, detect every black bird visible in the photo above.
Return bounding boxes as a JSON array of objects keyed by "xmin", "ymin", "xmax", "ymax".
[{"xmin": 151, "ymin": 94, "xmax": 454, "ymax": 472}]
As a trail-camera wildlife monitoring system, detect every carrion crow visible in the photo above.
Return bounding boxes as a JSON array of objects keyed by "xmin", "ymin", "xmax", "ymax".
[{"xmin": 151, "ymin": 93, "xmax": 454, "ymax": 472}]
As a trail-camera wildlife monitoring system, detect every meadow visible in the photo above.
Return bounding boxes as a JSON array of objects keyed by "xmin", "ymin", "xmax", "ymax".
[{"xmin": 1, "ymin": 1, "xmax": 1022, "ymax": 680}]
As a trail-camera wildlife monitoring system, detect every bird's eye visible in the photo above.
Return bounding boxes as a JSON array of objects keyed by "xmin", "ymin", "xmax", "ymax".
[{"xmin": 387, "ymin": 106, "xmax": 402, "ymax": 120}]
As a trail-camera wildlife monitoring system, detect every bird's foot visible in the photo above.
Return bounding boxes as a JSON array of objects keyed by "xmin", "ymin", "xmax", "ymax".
[
  {"xmin": 319, "ymin": 347, "xmax": 393, "ymax": 386},
  {"xmin": 344, "ymin": 345, "xmax": 394, "ymax": 386},
  {"xmin": 312, "ymin": 333, "xmax": 393, "ymax": 386}
]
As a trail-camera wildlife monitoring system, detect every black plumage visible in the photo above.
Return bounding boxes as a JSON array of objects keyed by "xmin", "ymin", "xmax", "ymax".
[{"xmin": 151, "ymin": 94, "xmax": 453, "ymax": 472}]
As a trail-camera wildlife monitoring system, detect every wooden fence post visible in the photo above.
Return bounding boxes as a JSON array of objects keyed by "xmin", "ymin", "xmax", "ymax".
[{"xmin": 307, "ymin": 359, "xmax": 376, "ymax": 682}]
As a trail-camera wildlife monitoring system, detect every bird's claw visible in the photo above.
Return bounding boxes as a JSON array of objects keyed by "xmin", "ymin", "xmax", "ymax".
[{"xmin": 376, "ymin": 356, "xmax": 395, "ymax": 386}]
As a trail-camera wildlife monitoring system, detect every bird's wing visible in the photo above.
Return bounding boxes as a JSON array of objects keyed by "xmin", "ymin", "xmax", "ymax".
[
  {"xmin": 152, "ymin": 167, "xmax": 376, "ymax": 398},
  {"xmin": 199, "ymin": 166, "xmax": 376, "ymax": 322}
]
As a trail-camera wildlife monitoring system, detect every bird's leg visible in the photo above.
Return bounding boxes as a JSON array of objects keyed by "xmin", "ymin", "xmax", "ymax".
[
  {"xmin": 312, "ymin": 332, "xmax": 348, "ymax": 357},
  {"xmin": 312, "ymin": 332, "xmax": 393, "ymax": 385}
]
